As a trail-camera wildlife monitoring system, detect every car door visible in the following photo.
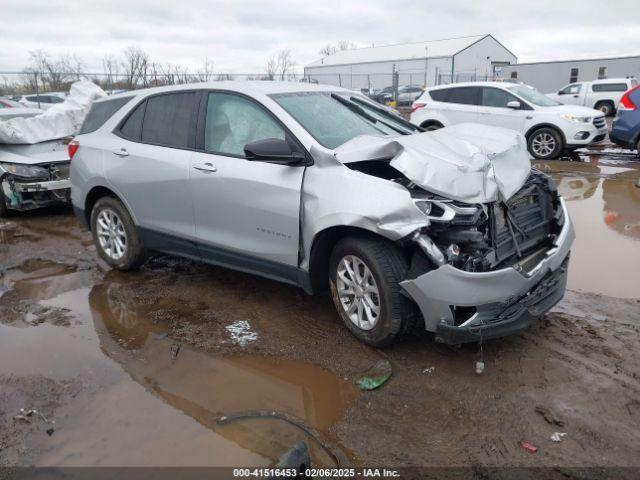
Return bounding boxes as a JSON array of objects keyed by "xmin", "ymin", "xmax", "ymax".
[
  {"xmin": 105, "ymin": 92, "xmax": 198, "ymax": 257},
  {"xmin": 556, "ymin": 83, "xmax": 583, "ymax": 106},
  {"xmin": 477, "ymin": 87, "xmax": 528, "ymax": 132},
  {"xmin": 437, "ymin": 86, "xmax": 481, "ymax": 124},
  {"xmin": 189, "ymin": 91, "xmax": 305, "ymax": 279}
]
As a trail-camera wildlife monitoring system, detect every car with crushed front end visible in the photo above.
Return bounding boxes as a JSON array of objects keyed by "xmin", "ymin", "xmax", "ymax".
[{"xmin": 70, "ymin": 81, "xmax": 574, "ymax": 347}]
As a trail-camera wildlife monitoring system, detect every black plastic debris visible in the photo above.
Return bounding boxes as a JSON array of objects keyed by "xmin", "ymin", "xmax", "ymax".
[{"xmin": 269, "ymin": 441, "xmax": 311, "ymax": 479}]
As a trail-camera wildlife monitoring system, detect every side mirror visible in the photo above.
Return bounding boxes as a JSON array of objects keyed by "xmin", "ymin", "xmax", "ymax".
[
  {"xmin": 507, "ymin": 100, "xmax": 521, "ymax": 109},
  {"xmin": 557, "ymin": 91, "xmax": 565, "ymax": 95},
  {"xmin": 244, "ymin": 138, "xmax": 305, "ymax": 164}
]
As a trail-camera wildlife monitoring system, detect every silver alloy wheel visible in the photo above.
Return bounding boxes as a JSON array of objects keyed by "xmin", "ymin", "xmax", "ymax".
[
  {"xmin": 336, "ymin": 255, "xmax": 380, "ymax": 331},
  {"xmin": 96, "ymin": 208, "xmax": 127, "ymax": 261},
  {"xmin": 531, "ymin": 132, "xmax": 557, "ymax": 157}
]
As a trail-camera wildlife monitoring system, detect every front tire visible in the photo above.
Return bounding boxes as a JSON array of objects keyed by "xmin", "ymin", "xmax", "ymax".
[
  {"xmin": 329, "ymin": 235, "xmax": 416, "ymax": 347},
  {"xmin": 528, "ymin": 127, "xmax": 563, "ymax": 160},
  {"xmin": 90, "ymin": 196, "xmax": 145, "ymax": 270}
]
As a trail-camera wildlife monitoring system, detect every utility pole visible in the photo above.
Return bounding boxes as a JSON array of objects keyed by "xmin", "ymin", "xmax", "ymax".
[{"xmin": 424, "ymin": 46, "xmax": 428, "ymax": 88}]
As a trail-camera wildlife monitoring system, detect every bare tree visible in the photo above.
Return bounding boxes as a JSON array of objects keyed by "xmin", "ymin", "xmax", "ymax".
[
  {"xmin": 121, "ymin": 46, "xmax": 149, "ymax": 89},
  {"xmin": 23, "ymin": 50, "xmax": 84, "ymax": 92},
  {"xmin": 319, "ymin": 41, "xmax": 356, "ymax": 57},
  {"xmin": 194, "ymin": 57, "xmax": 214, "ymax": 82},
  {"xmin": 276, "ymin": 50, "xmax": 296, "ymax": 80},
  {"xmin": 215, "ymin": 73, "xmax": 235, "ymax": 81},
  {"xmin": 265, "ymin": 55, "xmax": 278, "ymax": 80},
  {"xmin": 102, "ymin": 54, "xmax": 119, "ymax": 91}
]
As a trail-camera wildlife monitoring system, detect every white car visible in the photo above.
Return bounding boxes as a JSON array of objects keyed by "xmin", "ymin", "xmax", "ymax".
[
  {"xmin": 410, "ymin": 82, "xmax": 607, "ymax": 159},
  {"xmin": 18, "ymin": 92, "xmax": 67, "ymax": 110},
  {"xmin": 546, "ymin": 78, "xmax": 638, "ymax": 116}
]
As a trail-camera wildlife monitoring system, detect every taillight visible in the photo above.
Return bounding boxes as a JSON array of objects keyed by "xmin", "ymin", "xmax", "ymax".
[
  {"xmin": 68, "ymin": 139, "xmax": 79, "ymax": 160},
  {"xmin": 619, "ymin": 85, "xmax": 640, "ymax": 111},
  {"xmin": 411, "ymin": 102, "xmax": 426, "ymax": 113}
]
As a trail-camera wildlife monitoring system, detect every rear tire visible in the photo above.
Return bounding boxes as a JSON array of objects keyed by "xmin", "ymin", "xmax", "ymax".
[
  {"xmin": 329, "ymin": 235, "xmax": 416, "ymax": 347},
  {"xmin": 595, "ymin": 101, "xmax": 614, "ymax": 116},
  {"xmin": 528, "ymin": 127, "xmax": 563, "ymax": 160},
  {"xmin": 90, "ymin": 196, "xmax": 145, "ymax": 271}
]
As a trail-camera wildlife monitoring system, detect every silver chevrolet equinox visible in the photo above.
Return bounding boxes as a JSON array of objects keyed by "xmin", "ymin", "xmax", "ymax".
[{"xmin": 71, "ymin": 82, "xmax": 574, "ymax": 347}]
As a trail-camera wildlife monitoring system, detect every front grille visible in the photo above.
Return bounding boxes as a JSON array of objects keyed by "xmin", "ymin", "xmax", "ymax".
[
  {"xmin": 491, "ymin": 174, "xmax": 555, "ymax": 265},
  {"xmin": 593, "ymin": 116, "xmax": 606, "ymax": 129}
]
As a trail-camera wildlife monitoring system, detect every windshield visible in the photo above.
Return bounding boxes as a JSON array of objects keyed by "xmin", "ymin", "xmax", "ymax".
[
  {"xmin": 507, "ymin": 84, "xmax": 561, "ymax": 107},
  {"xmin": 271, "ymin": 92, "xmax": 421, "ymax": 149}
]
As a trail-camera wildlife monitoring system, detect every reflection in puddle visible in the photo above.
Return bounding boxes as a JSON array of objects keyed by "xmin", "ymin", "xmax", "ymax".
[
  {"xmin": 89, "ymin": 282, "xmax": 356, "ymax": 465},
  {"xmin": 0, "ymin": 259, "xmax": 357, "ymax": 466},
  {"xmin": 535, "ymin": 159, "xmax": 640, "ymax": 298}
]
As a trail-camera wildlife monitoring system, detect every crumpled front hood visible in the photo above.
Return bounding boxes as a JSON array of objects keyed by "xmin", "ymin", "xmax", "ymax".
[{"xmin": 334, "ymin": 123, "xmax": 531, "ymax": 204}]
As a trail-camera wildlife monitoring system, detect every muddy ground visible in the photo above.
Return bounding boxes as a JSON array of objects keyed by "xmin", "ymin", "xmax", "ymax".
[{"xmin": 1, "ymin": 145, "xmax": 639, "ymax": 478}]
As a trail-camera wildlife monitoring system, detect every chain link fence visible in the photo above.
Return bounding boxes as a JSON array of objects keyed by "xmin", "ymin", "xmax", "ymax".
[{"xmin": 0, "ymin": 69, "xmax": 500, "ymax": 108}]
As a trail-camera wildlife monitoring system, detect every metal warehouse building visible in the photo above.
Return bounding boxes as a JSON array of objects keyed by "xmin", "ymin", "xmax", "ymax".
[
  {"xmin": 304, "ymin": 34, "xmax": 517, "ymax": 91},
  {"xmin": 500, "ymin": 55, "xmax": 640, "ymax": 93}
]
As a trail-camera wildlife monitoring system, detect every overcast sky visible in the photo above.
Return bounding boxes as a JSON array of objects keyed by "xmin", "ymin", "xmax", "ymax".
[{"xmin": 1, "ymin": 0, "xmax": 638, "ymax": 74}]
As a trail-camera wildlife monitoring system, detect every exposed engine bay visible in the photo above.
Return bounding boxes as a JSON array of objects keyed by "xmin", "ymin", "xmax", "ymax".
[{"xmin": 345, "ymin": 159, "xmax": 563, "ymax": 274}]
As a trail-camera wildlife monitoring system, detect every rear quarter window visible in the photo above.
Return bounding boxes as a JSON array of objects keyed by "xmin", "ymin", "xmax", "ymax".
[
  {"xmin": 428, "ymin": 88, "xmax": 451, "ymax": 102},
  {"xmin": 79, "ymin": 96, "xmax": 133, "ymax": 134}
]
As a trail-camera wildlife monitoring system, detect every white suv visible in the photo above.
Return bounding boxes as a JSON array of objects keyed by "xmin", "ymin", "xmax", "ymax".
[{"xmin": 410, "ymin": 82, "xmax": 607, "ymax": 159}]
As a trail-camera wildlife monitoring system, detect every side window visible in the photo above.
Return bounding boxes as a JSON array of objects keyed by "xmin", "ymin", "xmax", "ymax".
[
  {"xmin": 49, "ymin": 96, "xmax": 64, "ymax": 104},
  {"xmin": 25, "ymin": 95, "xmax": 38, "ymax": 102},
  {"xmin": 141, "ymin": 92, "xmax": 196, "ymax": 148},
  {"xmin": 204, "ymin": 92, "xmax": 285, "ymax": 157},
  {"xmin": 120, "ymin": 101, "xmax": 146, "ymax": 141},
  {"xmin": 481, "ymin": 88, "xmax": 518, "ymax": 108},
  {"xmin": 447, "ymin": 87, "xmax": 481, "ymax": 105},
  {"xmin": 592, "ymin": 83, "xmax": 629, "ymax": 92},
  {"xmin": 560, "ymin": 84, "xmax": 581, "ymax": 95},
  {"xmin": 429, "ymin": 88, "xmax": 451, "ymax": 102}
]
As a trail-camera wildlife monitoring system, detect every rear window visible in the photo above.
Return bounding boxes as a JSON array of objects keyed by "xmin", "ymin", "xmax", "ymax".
[
  {"xmin": 141, "ymin": 93, "xmax": 196, "ymax": 148},
  {"xmin": 79, "ymin": 97, "xmax": 132, "ymax": 134},
  {"xmin": 429, "ymin": 87, "xmax": 480, "ymax": 105},
  {"xmin": 592, "ymin": 83, "xmax": 629, "ymax": 92}
]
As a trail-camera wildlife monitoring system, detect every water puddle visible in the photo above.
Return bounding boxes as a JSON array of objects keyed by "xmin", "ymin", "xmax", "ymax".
[
  {"xmin": 0, "ymin": 261, "xmax": 356, "ymax": 467},
  {"xmin": 534, "ymin": 158, "xmax": 640, "ymax": 299}
]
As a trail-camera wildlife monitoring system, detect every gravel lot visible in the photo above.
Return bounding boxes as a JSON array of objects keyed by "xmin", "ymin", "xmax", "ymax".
[{"xmin": 1, "ymin": 142, "xmax": 639, "ymax": 478}]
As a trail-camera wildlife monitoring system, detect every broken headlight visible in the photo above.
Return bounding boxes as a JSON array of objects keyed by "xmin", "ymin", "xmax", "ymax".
[
  {"xmin": 413, "ymin": 198, "xmax": 480, "ymax": 224},
  {"xmin": 0, "ymin": 162, "xmax": 49, "ymax": 179}
]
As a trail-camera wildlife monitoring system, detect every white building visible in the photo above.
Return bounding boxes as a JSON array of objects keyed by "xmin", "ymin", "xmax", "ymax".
[
  {"xmin": 500, "ymin": 55, "xmax": 640, "ymax": 93},
  {"xmin": 304, "ymin": 34, "xmax": 517, "ymax": 90}
]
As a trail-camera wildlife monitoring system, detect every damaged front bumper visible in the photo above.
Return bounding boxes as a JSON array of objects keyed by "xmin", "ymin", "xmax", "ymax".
[
  {"xmin": 1, "ymin": 175, "xmax": 71, "ymax": 211},
  {"xmin": 400, "ymin": 198, "xmax": 574, "ymax": 344}
]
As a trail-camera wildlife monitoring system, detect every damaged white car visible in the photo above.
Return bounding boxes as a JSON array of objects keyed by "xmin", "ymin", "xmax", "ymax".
[
  {"xmin": 0, "ymin": 81, "xmax": 105, "ymax": 216},
  {"xmin": 71, "ymin": 82, "xmax": 574, "ymax": 346}
]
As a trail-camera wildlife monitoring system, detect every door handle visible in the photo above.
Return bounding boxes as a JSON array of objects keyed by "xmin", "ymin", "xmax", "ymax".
[
  {"xmin": 112, "ymin": 148, "xmax": 129, "ymax": 157},
  {"xmin": 193, "ymin": 162, "xmax": 217, "ymax": 173}
]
